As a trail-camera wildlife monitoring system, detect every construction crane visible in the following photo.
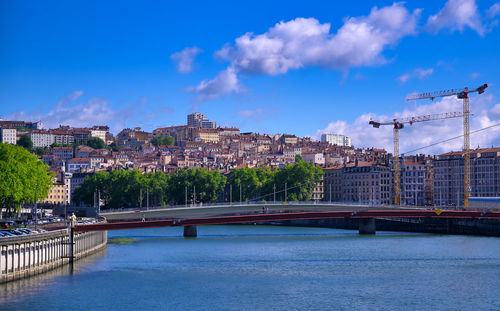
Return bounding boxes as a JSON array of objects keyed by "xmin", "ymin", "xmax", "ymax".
[
  {"xmin": 406, "ymin": 84, "xmax": 488, "ymax": 208},
  {"xmin": 369, "ymin": 112, "xmax": 465, "ymax": 205}
]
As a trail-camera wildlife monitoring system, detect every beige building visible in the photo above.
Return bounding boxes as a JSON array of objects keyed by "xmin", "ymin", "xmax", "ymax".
[
  {"xmin": 196, "ymin": 128, "xmax": 220, "ymax": 143},
  {"xmin": 43, "ymin": 182, "xmax": 68, "ymax": 205},
  {"xmin": 90, "ymin": 126, "xmax": 109, "ymax": 143}
]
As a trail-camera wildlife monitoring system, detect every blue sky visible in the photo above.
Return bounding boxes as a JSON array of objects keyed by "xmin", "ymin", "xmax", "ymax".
[{"xmin": 1, "ymin": 0, "xmax": 500, "ymax": 154}]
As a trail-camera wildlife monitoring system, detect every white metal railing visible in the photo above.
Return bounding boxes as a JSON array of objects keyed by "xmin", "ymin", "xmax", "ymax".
[{"xmin": 100, "ymin": 201, "xmax": 437, "ymax": 214}]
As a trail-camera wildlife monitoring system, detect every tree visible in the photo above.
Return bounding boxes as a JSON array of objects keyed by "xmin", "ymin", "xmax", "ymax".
[
  {"xmin": 152, "ymin": 135, "xmax": 175, "ymax": 146},
  {"xmin": 229, "ymin": 168, "xmax": 261, "ymax": 202},
  {"xmin": 271, "ymin": 159, "xmax": 323, "ymax": 201},
  {"xmin": 167, "ymin": 169, "xmax": 226, "ymax": 205},
  {"xmin": 35, "ymin": 147, "xmax": 46, "ymax": 156},
  {"xmin": 17, "ymin": 134, "xmax": 33, "ymax": 152},
  {"xmin": 109, "ymin": 141, "xmax": 120, "ymax": 152},
  {"xmin": 0, "ymin": 143, "xmax": 53, "ymax": 216},
  {"xmin": 87, "ymin": 137, "xmax": 106, "ymax": 149},
  {"xmin": 295, "ymin": 154, "xmax": 302, "ymax": 163}
]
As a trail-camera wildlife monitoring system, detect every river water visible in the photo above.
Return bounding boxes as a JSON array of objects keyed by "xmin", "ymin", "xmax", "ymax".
[{"xmin": 1, "ymin": 225, "xmax": 500, "ymax": 310}]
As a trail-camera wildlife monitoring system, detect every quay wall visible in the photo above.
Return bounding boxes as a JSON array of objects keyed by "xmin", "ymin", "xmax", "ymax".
[
  {"xmin": 273, "ymin": 218, "xmax": 500, "ymax": 236},
  {"xmin": 0, "ymin": 229, "xmax": 107, "ymax": 284}
]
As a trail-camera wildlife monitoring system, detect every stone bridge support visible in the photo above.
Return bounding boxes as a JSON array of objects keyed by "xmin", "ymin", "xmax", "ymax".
[
  {"xmin": 358, "ymin": 218, "xmax": 376, "ymax": 235},
  {"xmin": 183, "ymin": 225, "xmax": 197, "ymax": 238}
]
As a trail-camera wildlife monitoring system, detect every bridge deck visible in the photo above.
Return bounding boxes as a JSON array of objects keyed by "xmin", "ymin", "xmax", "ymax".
[{"xmin": 76, "ymin": 209, "xmax": 500, "ymax": 232}]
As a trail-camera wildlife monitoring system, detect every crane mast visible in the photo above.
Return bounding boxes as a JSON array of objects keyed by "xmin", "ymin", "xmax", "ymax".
[
  {"xmin": 370, "ymin": 112, "xmax": 465, "ymax": 205},
  {"xmin": 407, "ymin": 83, "xmax": 487, "ymax": 208}
]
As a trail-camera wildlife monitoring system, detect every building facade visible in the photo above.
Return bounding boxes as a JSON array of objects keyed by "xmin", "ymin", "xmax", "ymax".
[
  {"xmin": 434, "ymin": 148, "xmax": 500, "ymax": 207},
  {"xmin": 321, "ymin": 133, "xmax": 352, "ymax": 147},
  {"xmin": 342, "ymin": 163, "xmax": 393, "ymax": 205},
  {"xmin": 0, "ymin": 127, "xmax": 17, "ymax": 144}
]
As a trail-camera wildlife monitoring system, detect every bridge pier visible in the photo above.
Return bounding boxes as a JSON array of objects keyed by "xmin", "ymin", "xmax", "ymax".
[
  {"xmin": 183, "ymin": 225, "xmax": 198, "ymax": 238},
  {"xmin": 358, "ymin": 218, "xmax": 376, "ymax": 235}
]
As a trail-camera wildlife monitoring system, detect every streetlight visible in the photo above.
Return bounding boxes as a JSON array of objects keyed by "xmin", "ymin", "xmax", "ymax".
[{"xmin": 34, "ymin": 184, "xmax": 38, "ymax": 231}]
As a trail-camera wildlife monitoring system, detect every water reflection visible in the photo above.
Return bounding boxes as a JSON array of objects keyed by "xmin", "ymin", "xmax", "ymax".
[{"xmin": 0, "ymin": 249, "xmax": 107, "ymax": 304}]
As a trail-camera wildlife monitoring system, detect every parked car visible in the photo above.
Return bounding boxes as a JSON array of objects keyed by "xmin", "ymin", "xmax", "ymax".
[
  {"xmin": 0, "ymin": 231, "xmax": 16, "ymax": 237},
  {"xmin": 17, "ymin": 228, "xmax": 37, "ymax": 235}
]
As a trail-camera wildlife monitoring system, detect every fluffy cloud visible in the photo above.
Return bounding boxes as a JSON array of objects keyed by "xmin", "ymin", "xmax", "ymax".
[
  {"xmin": 6, "ymin": 91, "xmax": 149, "ymax": 132},
  {"xmin": 315, "ymin": 96, "xmax": 500, "ymax": 155},
  {"xmin": 489, "ymin": 103, "xmax": 500, "ymax": 119},
  {"xmin": 189, "ymin": 3, "xmax": 420, "ymax": 101},
  {"xmin": 426, "ymin": 0, "xmax": 484, "ymax": 35},
  {"xmin": 216, "ymin": 4, "xmax": 420, "ymax": 75},
  {"xmin": 397, "ymin": 68, "xmax": 434, "ymax": 84},
  {"xmin": 170, "ymin": 46, "xmax": 203, "ymax": 73},
  {"xmin": 187, "ymin": 66, "xmax": 241, "ymax": 101}
]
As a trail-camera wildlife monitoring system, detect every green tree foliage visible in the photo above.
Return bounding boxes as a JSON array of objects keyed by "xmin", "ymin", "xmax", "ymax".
[
  {"xmin": 87, "ymin": 137, "xmax": 106, "ymax": 149},
  {"xmin": 72, "ymin": 168, "xmax": 226, "ymax": 209},
  {"xmin": 271, "ymin": 160, "xmax": 323, "ymax": 201},
  {"xmin": 72, "ymin": 161, "xmax": 322, "ymax": 209},
  {"xmin": 230, "ymin": 161, "xmax": 323, "ymax": 202},
  {"xmin": 169, "ymin": 169, "xmax": 226, "ymax": 205},
  {"xmin": 151, "ymin": 135, "xmax": 175, "ymax": 146},
  {"xmin": 35, "ymin": 147, "xmax": 46, "ymax": 156},
  {"xmin": 109, "ymin": 141, "xmax": 120, "ymax": 152},
  {"xmin": 0, "ymin": 143, "xmax": 53, "ymax": 216},
  {"xmin": 228, "ymin": 167, "xmax": 262, "ymax": 202},
  {"xmin": 17, "ymin": 134, "xmax": 33, "ymax": 152}
]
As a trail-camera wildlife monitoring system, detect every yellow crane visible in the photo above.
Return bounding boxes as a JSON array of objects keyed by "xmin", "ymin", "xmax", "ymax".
[
  {"xmin": 369, "ymin": 112, "xmax": 466, "ymax": 205},
  {"xmin": 406, "ymin": 84, "xmax": 488, "ymax": 207}
]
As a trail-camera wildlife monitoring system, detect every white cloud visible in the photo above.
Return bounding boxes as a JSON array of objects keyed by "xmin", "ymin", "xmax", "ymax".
[
  {"xmin": 237, "ymin": 108, "xmax": 264, "ymax": 118},
  {"xmin": 489, "ymin": 103, "xmax": 500, "ymax": 119},
  {"xmin": 189, "ymin": 3, "xmax": 420, "ymax": 101},
  {"xmin": 426, "ymin": 0, "xmax": 484, "ymax": 35},
  {"xmin": 187, "ymin": 66, "xmax": 241, "ymax": 101},
  {"xmin": 397, "ymin": 67, "xmax": 434, "ymax": 84},
  {"xmin": 487, "ymin": 3, "xmax": 500, "ymax": 19},
  {"xmin": 216, "ymin": 4, "xmax": 420, "ymax": 75},
  {"xmin": 170, "ymin": 46, "xmax": 203, "ymax": 73},
  {"xmin": 6, "ymin": 91, "xmax": 149, "ymax": 132},
  {"xmin": 315, "ymin": 95, "xmax": 500, "ymax": 155}
]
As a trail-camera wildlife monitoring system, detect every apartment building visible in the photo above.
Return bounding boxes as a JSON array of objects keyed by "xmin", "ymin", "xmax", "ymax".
[
  {"xmin": 323, "ymin": 166, "xmax": 343, "ymax": 202},
  {"xmin": 434, "ymin": 148, "xmax": 500, "ymax": 206},
  {"xmin": 342, "ymin": 163, "xmax": 393, "ymax": 205},
  {"xmin": 401, "ymin": 161, "xmax": 426, "ymax": 206},
  {"xmin": 321, "ymin": 133, "xmax": 352, "ymax": 147},
  {"xmin": 53, "ymin": 147, "xmax": 74, "ymax": 160},
  {"xmin": 29, "ymin": 130, "xmax": 55, "ymax": 147},
  {"xmin": 0, "ymin": 127, "xmax": 17, "ymax": 144}
]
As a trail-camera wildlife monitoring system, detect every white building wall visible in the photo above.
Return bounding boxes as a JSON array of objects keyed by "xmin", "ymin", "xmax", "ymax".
[
  {"xmin": 0, "ymin": 128, "xmax": 17, "ymax": 144},
  {"xmin": 321, "ymin": 134, "xmax": 352, "ymax": 147},
  {"xmin": 30, "ymin": 132, "xmax": 55, "ymax": 147}
]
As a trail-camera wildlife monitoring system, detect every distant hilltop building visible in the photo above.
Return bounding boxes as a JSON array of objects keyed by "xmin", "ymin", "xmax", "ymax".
[
  {"xmin": 0, "ymin": 120, "xmax": 43, "ymax": 130},
  {"xmin": 321, "ymin": 133, "xmax": 351, "ymax": 147},
  {"xmin": 187, "ymin": 112, "xmax": 216, "ymax": 129}
]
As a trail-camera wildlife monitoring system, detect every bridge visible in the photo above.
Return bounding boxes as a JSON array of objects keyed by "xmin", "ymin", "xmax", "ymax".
[{"xmin": 74, "ymin": 202, "xmax": 500, "ymax": 237}]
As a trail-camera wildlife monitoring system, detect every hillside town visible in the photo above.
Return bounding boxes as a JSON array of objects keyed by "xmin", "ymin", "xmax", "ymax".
[{"xmin": 1, "ymin": 113, "xmax": 499, "ymax": 208}]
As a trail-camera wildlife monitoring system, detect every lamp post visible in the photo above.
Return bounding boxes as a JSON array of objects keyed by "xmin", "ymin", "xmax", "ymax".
[
  {"xmin": 273, "ymin": 183, "xmax": 276, "ymax": 203},
  {"xmin": 284, "ymin": 183, "xmax": 287, "ymax": 202},
  {"xmin": 34, "ymin": 184, "xmax": 38, "ymax": 231}
]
